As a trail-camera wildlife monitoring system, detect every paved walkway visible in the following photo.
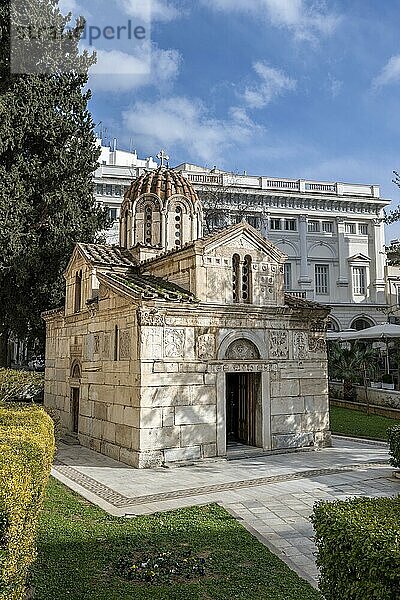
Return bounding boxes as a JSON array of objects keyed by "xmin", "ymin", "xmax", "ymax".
[{"xmin": 52, "ymin": 437, "xmax": 398, "ymax": 588}]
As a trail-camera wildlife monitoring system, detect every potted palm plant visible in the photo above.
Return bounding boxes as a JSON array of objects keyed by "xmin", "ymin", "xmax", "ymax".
[
  {"xmin": 382, "ymin": 373, "xmax": 395, "ymax": 390},
  {"xmin": 328, "ymin": 342, "xmax": 376, "ymax": 401}
]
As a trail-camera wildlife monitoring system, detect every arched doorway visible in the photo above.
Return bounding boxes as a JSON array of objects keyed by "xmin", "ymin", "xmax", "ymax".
[
  {"xmin": 224, "ymin": 340, "xmax": 262, "ymax": 447},
  {"xmin": 70, "ymin": 361, "xmax": 81, "ymax": 435}
]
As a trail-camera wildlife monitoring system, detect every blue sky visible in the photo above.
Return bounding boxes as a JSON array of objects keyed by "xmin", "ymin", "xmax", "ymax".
[{"xmin": 60, "ymin": 0, "xmax": 400, "ymax": 240}]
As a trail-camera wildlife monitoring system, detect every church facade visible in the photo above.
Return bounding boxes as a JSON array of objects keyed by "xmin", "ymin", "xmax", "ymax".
[{"xmin": 43, "ymin": 167, "xmax": 331, "ymax": 468}]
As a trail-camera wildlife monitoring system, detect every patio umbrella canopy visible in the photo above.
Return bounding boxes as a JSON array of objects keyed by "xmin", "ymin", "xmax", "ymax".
[{"xmin": 327, "ymin": 323, "xmax": 400, "ymax": 341}]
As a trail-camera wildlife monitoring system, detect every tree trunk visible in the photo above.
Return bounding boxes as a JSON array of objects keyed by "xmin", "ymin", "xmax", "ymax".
[
  {"xmin": 343, "ymin": 379, "xmax": 354, "ymax": 401},
  {"xmin": 0, "ymin": 329, "xmax": 10, "ymax": 368}
]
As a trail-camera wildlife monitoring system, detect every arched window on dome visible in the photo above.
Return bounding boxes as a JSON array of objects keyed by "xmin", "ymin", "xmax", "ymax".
[
  {"xmin": 242, "ymin": 255, "xmax": 252, "ymax": 304},
  {"xmin": 175, "ymin": 205, "xmax": 183, "ymax": 247},
  {"xmin": 232, "ymin": 254, "xmax": 240, "ymax": 303},
  {"xmin": 144, "ymin": 203, "xmax": 153, "ymax": 245}
]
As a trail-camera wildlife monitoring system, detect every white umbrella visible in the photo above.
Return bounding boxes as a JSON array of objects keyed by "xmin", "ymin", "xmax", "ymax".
[
  {"xmin": 327, "ymin": 323, "xmax": 400, "ymax": 341},
  {"xmin": 327, "ymin": 323, "xmax": 400, "ymax": 374}
]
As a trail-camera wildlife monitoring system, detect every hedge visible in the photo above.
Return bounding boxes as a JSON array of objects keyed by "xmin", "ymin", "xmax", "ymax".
[
  {"xmin": 388, "ymin": 425, "xmax": 400, "ymax": 469},
  {"xmin": 0, "ymin": 404, "xmax": 55, "ymax": 600},
  {"xmin": 311, "ymin": 496, "xmax": 400, "ymax": 600},
  {"xmin": 0, "ymin": 369, "xmax": 44, "ymax": 403}
]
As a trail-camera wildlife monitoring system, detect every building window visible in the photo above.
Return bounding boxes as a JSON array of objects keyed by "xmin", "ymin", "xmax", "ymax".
[
  {"xmin": 96, "ymin": 183, "xmax": 103, "ymax": 195},
  {"xmin": 396, "ymin": 287, "xmax": 400, "ymax": 307},
  {"xmin": 105, "ymin": 184, "xmax": 113, "ymax": 196},
  {"xmin": 175, "ymin": 205, "xmax": 182, "ymax": 246},
  {"xmin": 247, "ymin": 215, "xmax": 260, "ymax": 229},
  {"xmin": 345, "ymin": 223, "xmax": 356, "ymax": 234},
  {"xmin": 283, "ymin": 263, "xmax": 292, "ymax": 291},
  {"xmin": 308, "ymin": 220, "xmax": 320, "ymax": 232},
  {"xmin": 322, "ymin": 221, "xmax": 333, "ymax": 233},
  {"xmin": 353, "ymin": 266, "xmax": 366, "ymax": 295},
  {"xmin": 284, "ymin": 219, "xmax": 297, "ymax": 231},
  {"xmin": 358, "ymin": 223, "xmax": 368, "ymax": 235},
  {"xmin": 315, "ymin": 264, "xmax": 329, "ymax": 295},
  {"xmin": 114, "ymin": 185, "xmax": 122, "ymax": 196},
  {"xmin": 144, "ymin": 204, "xmax": 153, "ymax": 244},
  {"xmin": 114, "ymin": 325, "xmax": 119, "ymax": 361},
  {"xmin": 351, "ymin": 318, "xmax": 372, "ymax": 331},
  {"xmin": 232, "ymin": 254, "xmax": 240, "ymax": 303},
  {"xmin": 74, "ymin": 270, "xmax": 82, "ymax": 313},
  {"xmin": 242, "ymin": 255, "xmax": 252, "ymax": 303},
  {"xmin": 270, "ymin": 218, "xmax": 281, "ymax": 230},
  {"xmin": 109, "ymin": 208, "xmax": 117, "ymax": 222}
]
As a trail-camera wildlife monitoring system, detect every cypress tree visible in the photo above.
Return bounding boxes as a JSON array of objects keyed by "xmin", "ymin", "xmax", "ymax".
[{"xmin": 0, "ymin": 0, "xmax": 109, "ymax": 365}]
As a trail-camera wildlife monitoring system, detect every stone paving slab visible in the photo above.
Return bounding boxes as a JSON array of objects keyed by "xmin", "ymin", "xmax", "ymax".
[{"xmin": 51, "ymin": 437, "xmax": 399, "ymax": 589}]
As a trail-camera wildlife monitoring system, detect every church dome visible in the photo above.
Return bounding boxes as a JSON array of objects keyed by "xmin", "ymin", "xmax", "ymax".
[{"xmin": 126, "ymin": 167, "xmax": 199, "ymax": 204}]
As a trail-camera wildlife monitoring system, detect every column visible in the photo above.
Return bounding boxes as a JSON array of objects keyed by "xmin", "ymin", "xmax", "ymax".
[
  {"xmin": 371, "ymin": 218, "xmax": 386, "ymax": 303},
  {"xmin": 336, "ymin": 218, "xmax": 349, "ymax": 286},
  {"xmin": 298, "ymin": 215, "xmax": 311, "ymax": 286}
]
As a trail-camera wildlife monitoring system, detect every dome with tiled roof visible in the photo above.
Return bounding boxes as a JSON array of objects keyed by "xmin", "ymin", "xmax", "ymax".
[
  {"xmin": 126, "ymin": 167, "xmax": 199, "ymax": 204},
  {"xmin": 119, "ymin": 155, "xmax": 203, "ymax": 256}
]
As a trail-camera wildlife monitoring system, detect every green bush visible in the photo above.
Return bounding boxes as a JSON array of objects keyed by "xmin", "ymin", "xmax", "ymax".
[
  {"xmin": 311, "ymin": 496, "xmax": 400, "ymax": 600},
  {"xmin": 0, "ymin": 404, "xmax": 55, "ymax": 600},
  {"xmin": 0, "ymin": 369, "xmax": 44, "ymax": 403},
  {"xmin": 388, "ymin": 425, "xmax": 400, "ymax": 469}
]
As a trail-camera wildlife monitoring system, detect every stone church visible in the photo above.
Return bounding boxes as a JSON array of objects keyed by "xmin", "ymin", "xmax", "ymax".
[{"xmin": 43, "ymin": 166, "xmax": 331, "ymax": 468}]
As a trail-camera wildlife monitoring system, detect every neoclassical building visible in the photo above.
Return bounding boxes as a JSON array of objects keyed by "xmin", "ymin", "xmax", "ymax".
[
  {"xmin": 92, "ymin": 144, "xmax": 390, "ymax": 332},
  {"xmin": 44, "ymin": 168, "xmax": 331, "ymax": 468}
]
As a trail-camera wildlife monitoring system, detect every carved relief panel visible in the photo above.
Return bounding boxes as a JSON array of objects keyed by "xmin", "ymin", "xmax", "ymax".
[
  {"xmin": 269, "ymin": 330, "xmax": 289, "ymax": 359},
  {"xmin": 164, "ymin": 328, "xmax": 185, "ymax": 358},
  {"xmin": 119, "ymin": 330, "xmax": 131, "ymax": 360},
  {"xmin": 141, "ymin": 327, "xmax": 163, "ymax": 359},
  {"xmin": 197, "ymin": 334, "xmax": 215, "ymax": 360},
  {"xmin": 293, "ymin": 331, "xmax": 308, "ymax": 360},
  {"xmin": 225, "ymin": 339, "xmax": 260, "ymax": 360}
]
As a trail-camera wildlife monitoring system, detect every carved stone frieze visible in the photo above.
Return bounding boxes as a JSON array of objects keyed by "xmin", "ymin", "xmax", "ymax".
[
  {"xmin": 141, "ymin": 327, "xmax": 163, "ymax": 359},
  {"xmin": 164, "ymin": 328, "xmax": 185, "ymax": 358},
  {"xmin": 138, "ymin": 308, "xmax": 165, "ymax": 327},
  {"xmin": 269, "ymin": 330, "xmax": 289, "ymax": 359},
  {"xmin": 308, "ymin": 334, "xmax": 326, "ymax": 353},
  {"xmin": 119, "ymin": 330, "xmax": 131, "ymax": 360},
  {"xmin": 103, "ymin": 333, "xmax": 111, "ymax": 359},
  {"xmin": 293, "ymin": 331, "xmax": 308, "ymax": 359},
  {"xmin": 197, "ymin": 334, "xmax": 215, "ymax": 360}
]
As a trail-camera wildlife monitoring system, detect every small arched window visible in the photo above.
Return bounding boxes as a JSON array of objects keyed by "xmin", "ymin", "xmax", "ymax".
[
  {"xmin": 232, "ymin": 254, "xmax": 240, "ymax": 303},
  {"xmin": 144, "ymin": 203, "xmax": 153, "ymax": 245},
  {"xmin": 74, "ymin": 270, "xmax": 82, "ymax": 313},
  {"xmin": 175, "ymin": 205, "xmax": 183, "ymax": 246},
  {"xmin": 242, "ymin": 255, "xmax": 252, "ymax": 304}
]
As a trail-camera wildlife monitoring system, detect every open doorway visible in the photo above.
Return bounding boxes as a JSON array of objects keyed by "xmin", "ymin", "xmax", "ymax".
[
  {"xmin": 226, "ymin": 372, "xmax": 261, "ymax": 447},
  {"xmin": 71, "ymin": 387, "xmax": 80, "ymax": 434}
]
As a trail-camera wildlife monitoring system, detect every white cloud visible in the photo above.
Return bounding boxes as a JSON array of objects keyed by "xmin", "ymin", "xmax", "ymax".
[
  {"xmin": 242, "ymin": 62, "xmax": 296, "ymax": 108},
  {"xmin": 327, "ymin": 74, "xmax": 342, "ymax": 98},
  {"xmin": 121, "ymin": 0, "xmax": 181, "ymax": 22},
  {"xmin": 200, "ymin": 0, "xmax": 340, "ymax": 42},
  {"xmin": 122, "ymin": 96, "xmax": 264, "ymax": 162},
  {"xmin": 88, "ymin": 45, "xmax": 181, "ymax": 92},
  {"xmin": 373, "ymin": 55, "xmax": 400, "ymax": 88},
  {"xmin": 59, "ymin": 0, "xmax": 81, "ymax": 14}
]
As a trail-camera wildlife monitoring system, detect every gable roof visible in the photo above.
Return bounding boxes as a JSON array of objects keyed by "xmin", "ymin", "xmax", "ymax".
[
  {"xmin": 78, "ymin": 244, "xmax": 136, "ymax": 267},
  {"xmin": 98, "ymin": 271, "xmax": 196, "ymax": 303}
]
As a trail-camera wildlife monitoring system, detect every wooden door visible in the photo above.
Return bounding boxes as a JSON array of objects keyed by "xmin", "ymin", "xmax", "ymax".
[{"xmin": 71, "ymin": 387, "xmax": 80, "ymax": 434}]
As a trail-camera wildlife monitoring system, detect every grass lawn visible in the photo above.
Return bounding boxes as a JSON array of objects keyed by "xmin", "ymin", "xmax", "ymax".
[
  {"xmin": 330, "ymin": 404, "xmax": 400, "ymax": 441},
  {"xmin": 31, "ymin": 477, "xmax": 322, "ymax": 600}
]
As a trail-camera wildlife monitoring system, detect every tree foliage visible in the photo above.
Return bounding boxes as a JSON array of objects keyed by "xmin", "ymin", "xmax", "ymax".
[
  {"xmin": 0, "ymin": 0, "xmax": 109, "ymax": 361},
  {"xmin": 328, "ymin": 342, "xmax": 377, "ymax": 399}
]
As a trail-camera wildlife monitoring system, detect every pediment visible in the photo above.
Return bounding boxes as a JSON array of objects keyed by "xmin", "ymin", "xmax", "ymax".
[
  {"xmin": 348, "ymin": 253, "xmax": 371, "ymax": 263},
  {"xmin": 201, "ymin": 222, "xmax": 286, "ymax": 262}
]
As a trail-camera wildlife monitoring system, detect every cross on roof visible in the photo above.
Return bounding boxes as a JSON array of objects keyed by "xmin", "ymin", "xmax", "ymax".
[{"xmin": 157, "ymin": 149, "xmax": 170, "ymax": 168}]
